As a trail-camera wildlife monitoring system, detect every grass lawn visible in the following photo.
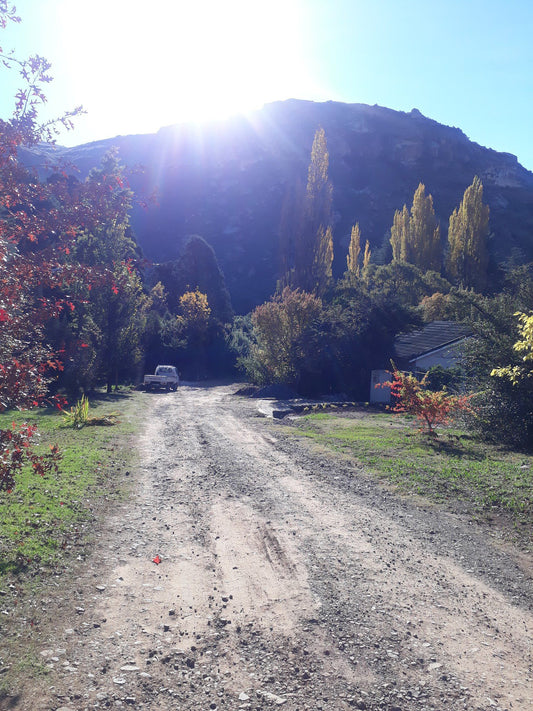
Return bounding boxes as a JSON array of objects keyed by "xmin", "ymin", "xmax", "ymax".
[
  {"xmin": 286, "ymin": 408, "xmax": 533, "ymax": 540},
  {"xmin": 0, "ymin": 391, "xmax": 137, "ymax": 581}
]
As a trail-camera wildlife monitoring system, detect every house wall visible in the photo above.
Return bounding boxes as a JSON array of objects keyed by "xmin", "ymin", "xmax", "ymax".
[
  {"xmin": 370, "ymin": 369, "xmax": 392, "ymax": 403},
  {"xmin": 412, "ymin": 344, "xmax": 464, "ymax": 371}
]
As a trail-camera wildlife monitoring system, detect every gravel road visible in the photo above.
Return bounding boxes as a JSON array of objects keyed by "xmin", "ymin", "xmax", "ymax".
[{"xmin": 19, "ymin": 384, "xmax": 533, "ymax": 711}]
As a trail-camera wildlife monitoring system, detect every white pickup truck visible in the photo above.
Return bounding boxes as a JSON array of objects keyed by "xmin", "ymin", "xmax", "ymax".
[{"xmin": 143, "ymin": 365, "xmax": 179, "ymax": 391}]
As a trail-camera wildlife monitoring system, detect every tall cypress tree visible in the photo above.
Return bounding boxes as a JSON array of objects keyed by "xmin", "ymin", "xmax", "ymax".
[{"xmin": 447, "ymin": 176, "xmax": 490, "ymax": 291}]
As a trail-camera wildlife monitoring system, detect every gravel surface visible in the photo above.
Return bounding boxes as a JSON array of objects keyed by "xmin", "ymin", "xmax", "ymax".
[{"xmin": 10, "ymin": 384, "xmax": 533, "ymax": 710}]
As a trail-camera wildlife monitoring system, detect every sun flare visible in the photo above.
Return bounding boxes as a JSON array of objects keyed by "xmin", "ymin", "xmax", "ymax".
[{"xmin": 58, "ymin": 0, "xmax": 318, "ymax": 135}]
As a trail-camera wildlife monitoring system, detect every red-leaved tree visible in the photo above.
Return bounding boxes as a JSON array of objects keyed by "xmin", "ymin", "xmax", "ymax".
[
  {"xmin": 0, "ymin": 3, "xmax": 132, "ymax": 490},
  {"xmin": 383, "ymin": 367, "xmax": 472, "ymax": 436}
]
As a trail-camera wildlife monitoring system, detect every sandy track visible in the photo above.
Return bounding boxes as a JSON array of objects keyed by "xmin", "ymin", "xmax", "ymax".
[{"xmin": 18, "ymin": 384, "xmax": 533, "ymax": 710}]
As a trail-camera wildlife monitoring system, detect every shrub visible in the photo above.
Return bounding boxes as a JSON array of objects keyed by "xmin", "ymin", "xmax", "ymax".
[{"xmin": 383, "ymin": 367, "xmax": 473, "ymax": 436}]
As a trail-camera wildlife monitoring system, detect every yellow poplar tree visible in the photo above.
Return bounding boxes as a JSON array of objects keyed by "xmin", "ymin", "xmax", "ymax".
[
  {"xmin": 347, "ymin": 223, "xmax": 362, "ymax": 276},
  {"xmin": 293, "ymin": 127, "xmax": 334, "ymax": 294},
  {"xmin": 390, "ymin": 205, "xmax": 410, "ymax": 262},
  {"xmin": 363, "ymin": 239, "xmax": 372, "ymax": 269},
  {"xmin": 409, "ymin": 183, "xmax": 441, "ymax": 272},
  {"xmin": 313, "ymin": 225, "xmax": 334, "ymax": 295},
  {"xmin": 447, "ymin": 176, "xmax": 489, "ymax": 291},
  {"xmin": 390, "ymin": 185, "xmax": 441, "ymax": 272}
]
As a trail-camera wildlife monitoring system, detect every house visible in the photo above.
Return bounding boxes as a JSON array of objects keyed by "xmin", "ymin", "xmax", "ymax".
[{"xmin": 370, "ymin": 321, "xmax": 472, "ymax": 404}]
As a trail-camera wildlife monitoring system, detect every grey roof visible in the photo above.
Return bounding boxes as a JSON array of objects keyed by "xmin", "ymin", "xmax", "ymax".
[{"xmin": 394, "ymin": 321, "xmax": 472, "ymax": 361}]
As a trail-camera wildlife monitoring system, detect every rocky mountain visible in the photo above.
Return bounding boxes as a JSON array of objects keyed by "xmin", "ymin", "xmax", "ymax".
[{"xmin": 20, "ymin": 99, "xmax": 533, "ymax": 313}]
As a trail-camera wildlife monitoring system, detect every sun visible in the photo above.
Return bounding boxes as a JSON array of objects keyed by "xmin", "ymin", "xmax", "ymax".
[{"xmin": 56, "ymin": 0, "xmax": 320, "ymax": 138}]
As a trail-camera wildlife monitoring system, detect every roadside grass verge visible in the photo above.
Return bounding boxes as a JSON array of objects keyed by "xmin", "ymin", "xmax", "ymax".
[
  {"xmin": 0, "ymin": 391, "xmax": 139, "ymax": 695},
  {"xmin": 0, "ymin": 392, "xmax": 136, "ymax": 581},
  {"xmin": 287, "ymin": 410, "xmax": 533, "ymax": 539}
]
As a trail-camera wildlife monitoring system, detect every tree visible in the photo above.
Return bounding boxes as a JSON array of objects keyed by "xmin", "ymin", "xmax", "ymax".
[
  {"xmin": 291, "ymin": 127, "xmax": 334, "ymax": 294},
  {"xmin": 491, "ymin": 311, "xmax": 533, "ymax": 384},
  {"xmin": 390, "ymin": 185, "xmax": 441, "ymax": 272},
  {"xmin": 410, "ymin": 183, "xmax": 441, "ymax": 272},
  {"xmin": 152, "ymin": 235, "xmax": 233, "ymax": 323},
  {"xmin": 347, "ymin": 223, "xmax": 362, "ymax": 276},
  {"xmin": 313, "ymin": 225, "xmax": 333, "ymax": 295},
  {"xmin": 246, "ymin": 288, "xmax": 322, "ymax": 386},
  {"xmin": 278, "ymin": 179, "xmax": 304, "ymax": 287},
  {"xmin": 453, "ymin": 276, "xmax": 533, "ymax": 449},
  {"xmin": 0, "ymin": 5, "xmax": 132, "ymax": 488},
  {"xmin": 447, "ymin": 176, "xmax": 490, "ymax": 291},
  {"xmin": 383, "ymin": 366, "xmax": 472, "ymax": 436},
  {"xmin": 178, "ymin": 288, "xmax": 211, "ymax": 343},
  {"xmin": 363, "ymin": 239, "xmax": 372, "ymax": 270},
  {"xmin": 176, "ymin": 288, "xmax": 211, "ymax": 378},
  {"xmin": 390, "ymin": 205, "xmax": 410, "ymax": 262}
]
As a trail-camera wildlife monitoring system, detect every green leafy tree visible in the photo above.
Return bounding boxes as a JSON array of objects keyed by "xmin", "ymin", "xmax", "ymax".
[
  {"xmin": 447, "ymin": 176, "xmax": 490, "ymax": 291},
  {"xmin": 55, "ymin": 158, "xmax": 143, "ymax": 396},
  {"xmin": 246, "ymin": 288, "xmax": 322, "ymax": 385},
  {"xmin": 456, "ymin": 273, "xmax": 533, "ymax": 449},
  {"xmin": 491, "ymin": 311, "xmax": 533, "ymax": 384},
  {"xmin": 364, "ymin": 262, "xmax": 450, "ymax": 308},
  {"xmin": 152, "ymin": 235, "xmax": 233, "ymax": 323},
  {"xmin": 176, "ymin": 288, "xmax": 211, "ymax": 378},
  {"xmin": 94, "ymin": 263, "xmax": 148, "ymax": 393}
]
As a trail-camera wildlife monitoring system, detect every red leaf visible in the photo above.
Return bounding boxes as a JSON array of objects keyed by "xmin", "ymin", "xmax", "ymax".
[{"xmin": 152, "ymin": 555, "xmax": 161, "ymax": 565}]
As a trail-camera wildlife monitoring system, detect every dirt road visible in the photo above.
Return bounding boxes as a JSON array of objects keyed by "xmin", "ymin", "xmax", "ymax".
[{"xmin": 22, "ymin": 384, "xmax": 533, "ymax": 710}]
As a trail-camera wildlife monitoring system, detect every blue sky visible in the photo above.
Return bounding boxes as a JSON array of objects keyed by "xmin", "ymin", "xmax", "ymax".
[{"xmin": 1, "ymin": 0, "xmax": 532, "ymax": 170}]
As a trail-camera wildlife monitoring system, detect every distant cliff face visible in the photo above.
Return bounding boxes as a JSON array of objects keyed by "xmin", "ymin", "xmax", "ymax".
[{"xmin": 20, "ymin": 100, "xmax": 533, "ymax": 313}]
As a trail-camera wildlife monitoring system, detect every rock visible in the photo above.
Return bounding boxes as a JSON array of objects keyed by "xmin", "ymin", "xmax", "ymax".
[
  {"xmin": 238, "ymin": 692, "xmax": 250, "ymax": 701},
  {"xmin": 113, "ymin": 677, "xmax": 127, "ymax": 684},
  {"xmin": 95, "ymin": 585, "xmax": 106, "ymax": 591},
  {"xmin": 120, "ymin": 665, "xmax": 140, "ymax": 671},
  {"xmin": 256, "ymin": 689, "xmax": 287, "ymax": 705}
]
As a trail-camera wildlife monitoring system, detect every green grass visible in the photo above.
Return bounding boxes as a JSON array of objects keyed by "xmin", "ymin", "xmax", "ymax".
[
  {"xmin": 288, "ymin": 410, "xmax": 533, "ymax": 537},
  {"xmin": 0, "ymin": 393, "xmax": 136, "ymax": 578},
  {"xmin": 0, "ymin": 391, "xmax": 139, "ymax": 698}
]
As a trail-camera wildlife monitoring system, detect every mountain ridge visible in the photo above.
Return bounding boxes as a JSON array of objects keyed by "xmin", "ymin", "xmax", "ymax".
[{"xmin": 19, "ymin": 99, "xmax": 533, "ymax": 312}]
